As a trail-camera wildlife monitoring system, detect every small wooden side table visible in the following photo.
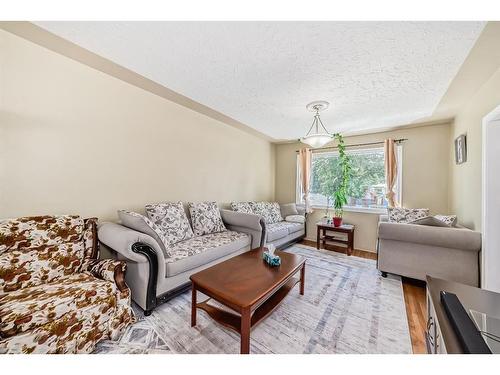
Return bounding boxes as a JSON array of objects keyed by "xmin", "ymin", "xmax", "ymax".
[{"xmin": 316, "ymin": 222, "xmax": 355, "ymax": 256}]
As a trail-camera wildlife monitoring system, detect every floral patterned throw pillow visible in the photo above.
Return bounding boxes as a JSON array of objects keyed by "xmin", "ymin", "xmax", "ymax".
[
  {"xmin": 145, "ymin": 202, "xmax": 194, "ymax": 247},
  {"xmin": 267, "ymin": 202, "xmax": 283, "ymax": 224},
  {"xmin": 230, "ymin": 202, "xmax": 253, "ymax": 214},
  {"xmin": 188, "ymin": 202, "xmax": 226, "ymax": 236},
  {"xmin": 387, "ymin": 208, "xmax": 430, "ymax": 223},
  {"xmin": 247, "ymin": 202, "xmax": 283, "ymax": 224}
]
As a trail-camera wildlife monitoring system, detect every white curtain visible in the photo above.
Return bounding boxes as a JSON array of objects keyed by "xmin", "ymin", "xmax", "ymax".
[{"xmin": 299, "ymin": 148, "xmax": 312, "ymax": 213}]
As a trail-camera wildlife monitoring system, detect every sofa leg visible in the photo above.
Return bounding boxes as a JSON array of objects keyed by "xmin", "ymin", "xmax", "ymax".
[
  {"xmin": 381, "ymin": 271, "xmax": 388, "ymax": 278},
  {"xmin": 144, "ymin": 309, "xmax": 153, "ymax": 316}
]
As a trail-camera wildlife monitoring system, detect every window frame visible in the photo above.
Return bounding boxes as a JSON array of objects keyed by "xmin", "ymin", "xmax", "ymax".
[{"xmin": 296, "ymin": 145, "xmax": 403, "ymax": 214}]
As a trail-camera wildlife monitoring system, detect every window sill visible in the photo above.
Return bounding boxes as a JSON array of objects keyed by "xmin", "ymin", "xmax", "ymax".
[{"xmin": 307, "ymin": 205, "xmax": 387, "ymax": 215}]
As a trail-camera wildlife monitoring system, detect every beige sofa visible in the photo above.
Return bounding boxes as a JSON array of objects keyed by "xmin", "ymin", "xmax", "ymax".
[
  {"xmin": 98, "ymin": 208, "xmax": 263, "ymax": 315},
  {"xmin": 377, "ymin": 216, "xmax": 481, "ymax": 286},
  {"xmin": 230, "ymin": 202, "xmax": 306, "ymax": 249}
]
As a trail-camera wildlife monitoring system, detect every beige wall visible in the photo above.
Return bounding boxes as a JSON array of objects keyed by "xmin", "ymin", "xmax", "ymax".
[
  {"xmin": 0, "ymin": 30, "xmax": 275, "ymax": 221},
  {"xmin": 449, "ymin": 66, "xmax": 500, "ymax": 231},
  {"xmin": 275, "ymin": 123, "xmax": 452, "ymax": 252}
]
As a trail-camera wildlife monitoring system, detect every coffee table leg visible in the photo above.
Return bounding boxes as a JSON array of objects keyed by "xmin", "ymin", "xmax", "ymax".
[
  {"xmin": 191, "ymin": 284, "xmax": 197, "ymax": 327},
  {"xmin": 316, "ymin": 226, "xmax": 320, "ymax": 250},
  {"xmin": 300, "ymin": 264, "xmax": 305, "ymax": 295},
  {"xmin": 240, "ymin": 307, "xmax": 251, "ymax": 354}
]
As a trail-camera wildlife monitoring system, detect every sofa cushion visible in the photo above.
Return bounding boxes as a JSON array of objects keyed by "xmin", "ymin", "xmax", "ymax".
[
  {"xmin": 188, "ymin": 202, "xmax": 226, "ymax": 236},
  {"xmin": 0, "ymin": 215, "xmax": 95, "ymax": 293},
  {"xmin": 0, "ymin": 243, "xmax": 86, "ymax": 293},
  {"xmin": 145, "ymin": 202, "xmax": 194, "ymax": 246},
  {"xmin": 0, "ymin": 215, "xmax": 84, "ymax": 254},
  {"xmin": 230, "ymin": 202, "xmax": 253, "ymax": 214},
  {"xmin": 0, "ymin": 273, "xmax": 117, "ymax": 338},
  {"xmin": 118, "ymin": 210, "xmax": 168, "ymax": 255},
  {"xmin": 164, "ymin": 231, "xmax": 250, "ymax": 276},
  {"xmin": 387, "ymin": 208, "xmax": 429, "ymax": 223},
  {"xmin": 285, "ymin": 215, "xmax": 306, "ymax": 224},
  {"xmin": 285, "ymin": 222, "xmax": 304, "ymax": 234},
  {"xmin": 266, "ymin": 222, "xmax": 293, "ymax": 242}
]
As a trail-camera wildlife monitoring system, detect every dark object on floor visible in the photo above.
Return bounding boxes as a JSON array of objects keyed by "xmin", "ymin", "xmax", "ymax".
[
  {"xmin": 381, "ymin": 271, "xmax": 388, "ymax": 278},
  {"xmin": 440, "ymin": 291, "xmax": 491, "ymax": 354}
]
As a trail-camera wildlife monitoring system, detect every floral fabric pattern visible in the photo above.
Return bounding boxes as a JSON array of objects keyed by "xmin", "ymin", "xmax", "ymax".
[
  {"xmin": 0, "ymin": 243, "xmax": 86, "ymax": 293},
  {"xmin": 86, "ymin": 258, "xmax": 125, "ymax": 285},
  {"xmin": 266, "ymin": 221, "xmax": 303, "ymax": 233},
  {"xmin": 387, "ymin": 208, "xmax": 430, "ymax": 223},
  {"xmin": 0, "ymin": 215, "xmax": 134, "ymax": 354},
  {"xmin": 0, "ymin": 215, "xmax": 84, "ymax": 255},
  {"xmin": 145, "ymin": 202, "xmax": 194, "ymax": 247},
  {"xmin": 118, "ymin": 210, "xmax": 169, "ymax": 256},
  {"xmin": 230, "ymin": 202, "xmax": 253, "ymax": 214},
  {"xmin": 266, "ymin": 202, "xmax": 283, "ymax": 224},
  {"xmin": 188, "ymin": 202, "xmax": 226, "ymax": 236},
  {"xmin": 165, "ymin": 231, "xmax": 249, "ymax": 263},
  {"xmin": 249, "ymin": 202, "xmax": 282, "ymax": 224}
]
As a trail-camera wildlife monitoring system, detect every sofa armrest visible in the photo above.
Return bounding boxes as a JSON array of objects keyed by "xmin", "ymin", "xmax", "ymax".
[
  {"xmin": 98, "ymin": 222, "xmax": 166, "ymax": 263},
  {"xmin": 378, "ymin": 222, "xmax": 481, "ymax": 252},
  {"xmin": 296, "ymin": 205, "xmax": 306, "ymax": 216},
  {"xmin": 220, "ymin": 209, "xmax": 263, "ymax": 231},
  {"xmin": 220, "ymin": 209, "xmax": 265, "ymax": 248},
  {"xmin": 86, "ymin": 258, "xmax": 128, "ymax": 292}
]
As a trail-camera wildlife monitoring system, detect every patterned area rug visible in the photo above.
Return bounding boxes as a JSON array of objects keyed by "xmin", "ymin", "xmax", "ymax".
[{"xmin": 95, "ymin": 245, "xmax": 412, "ymax": 354}]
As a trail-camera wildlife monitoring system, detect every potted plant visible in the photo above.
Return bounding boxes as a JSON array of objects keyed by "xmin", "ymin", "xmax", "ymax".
[{"xmin": 332, "ymin": 134, "xmax": 351, "ymax": 227}]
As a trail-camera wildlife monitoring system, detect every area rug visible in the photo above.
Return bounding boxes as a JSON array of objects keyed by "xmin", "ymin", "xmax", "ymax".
[{"xmin": 95, "ymin": 244, "xmax": 412, "ymax": 354}]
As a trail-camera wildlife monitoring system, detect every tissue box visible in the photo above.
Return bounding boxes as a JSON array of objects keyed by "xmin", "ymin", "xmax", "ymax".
[{"xmin": 262, "ymin": 251, "xmax": 281, "ymax": 267}]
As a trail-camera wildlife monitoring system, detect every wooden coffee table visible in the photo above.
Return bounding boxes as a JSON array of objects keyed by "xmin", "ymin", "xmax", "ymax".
[{"xmin": 190, "ymin": 247, "xmax": 306, "ymax": 354}]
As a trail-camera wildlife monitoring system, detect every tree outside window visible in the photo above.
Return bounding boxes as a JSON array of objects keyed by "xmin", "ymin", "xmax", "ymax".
[{"xmin": 309, "ymin": 148, "xmax": 387, "ymax": 209}]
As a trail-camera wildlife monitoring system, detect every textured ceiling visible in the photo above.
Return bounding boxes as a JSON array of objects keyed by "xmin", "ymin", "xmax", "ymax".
[{"xmin": 35, "ymin": 21, "xmax": 485, "ymax": 140}]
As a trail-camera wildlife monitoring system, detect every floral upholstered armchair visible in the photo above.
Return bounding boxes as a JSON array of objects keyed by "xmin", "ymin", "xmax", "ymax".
[{"xmin": 0, "ymin": 215, "xmax": 135, "ymax": 354}]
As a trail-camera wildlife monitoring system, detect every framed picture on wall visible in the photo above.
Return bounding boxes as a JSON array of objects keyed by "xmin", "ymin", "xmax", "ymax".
[{"xmin": 455, "ymin": 134, "xmax": 467, "ymax": 164}]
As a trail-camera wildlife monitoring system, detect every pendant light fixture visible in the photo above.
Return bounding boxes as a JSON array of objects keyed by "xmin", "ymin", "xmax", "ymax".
[{"xmin": 300, "ymin": 100, "xmax": 333, "ymax": 148}]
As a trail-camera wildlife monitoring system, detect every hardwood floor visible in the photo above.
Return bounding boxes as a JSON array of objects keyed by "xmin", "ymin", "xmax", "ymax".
[{"xmin": 299, "ymin": 239, "xmax": 427, "ymax": 354}]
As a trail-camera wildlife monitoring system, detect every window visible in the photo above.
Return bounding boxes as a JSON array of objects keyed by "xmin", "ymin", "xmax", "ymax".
[{"xmin": 297, "ymin": 146, "xmax": 402, "ymax": 211}]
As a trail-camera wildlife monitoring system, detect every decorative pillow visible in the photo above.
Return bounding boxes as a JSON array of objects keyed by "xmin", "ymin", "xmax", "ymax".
[
  {"xmin": 387, "ymin": 208, "xmax": 429, "ymax": 223},
  {"xmin": 230, "ymin": 202, "xmax": 253, "ymax": 214},
  {"xmin": 249, "ymin": 201, "xmax": 268, "ymax": 219},
  {"xmin": 145, "ymin": 202, "xmax": 194, "ymax": 246},
  {"xmin": 285, "ymin": 215, "xmax": 306, "ymax": 224},
  {"xmin": 435, "ymin": 214, "xmax": 457, "ymax": 227},
  {"xmin": 249, "ymin": 202, "xmax": 282, "ymax": 224},
  {"xmin": 267, "ymin": 202, "xmax": 283, "ymax": 224},
  {"xmin": 118, "ymin": 210, "xmax": 168, "ymax": 255},
  {"xmin": 409, "ymin": 216, "xmax": 452, "ymax": 227},
  {"xmin": 188, "ymin": 202, "xmax": 226, "ymax": 236},
  {"xmin": 280, "ymin": 203, "xmax": 299, "ymax": 218}
]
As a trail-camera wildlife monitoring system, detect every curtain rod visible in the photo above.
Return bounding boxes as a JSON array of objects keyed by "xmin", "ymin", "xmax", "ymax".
[{"xmin": 295, "ymin": 138, "xmax": 407, "ymax": 153}]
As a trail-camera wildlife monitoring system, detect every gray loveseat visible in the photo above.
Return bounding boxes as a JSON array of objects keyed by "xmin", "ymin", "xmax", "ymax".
[
  {"xmin": 98, "ymin": 207, "xmax": 264, "ymax": 315},
  {"xmin": 377, "ymin": 216, "xmax": 481, "ymax": 286},
  {"xmin": 230, "ymin": 202, "xmax": 306, "ymax": 248}
]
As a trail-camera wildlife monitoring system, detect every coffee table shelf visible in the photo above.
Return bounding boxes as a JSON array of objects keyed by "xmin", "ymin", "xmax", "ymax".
[
  {"xmin": 197, "ymin": 277, "xmax": 301, "ymax": 333},
  {"xmin": 190, "ymin": 248, "xmax": 306, "ymax": 354}
]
